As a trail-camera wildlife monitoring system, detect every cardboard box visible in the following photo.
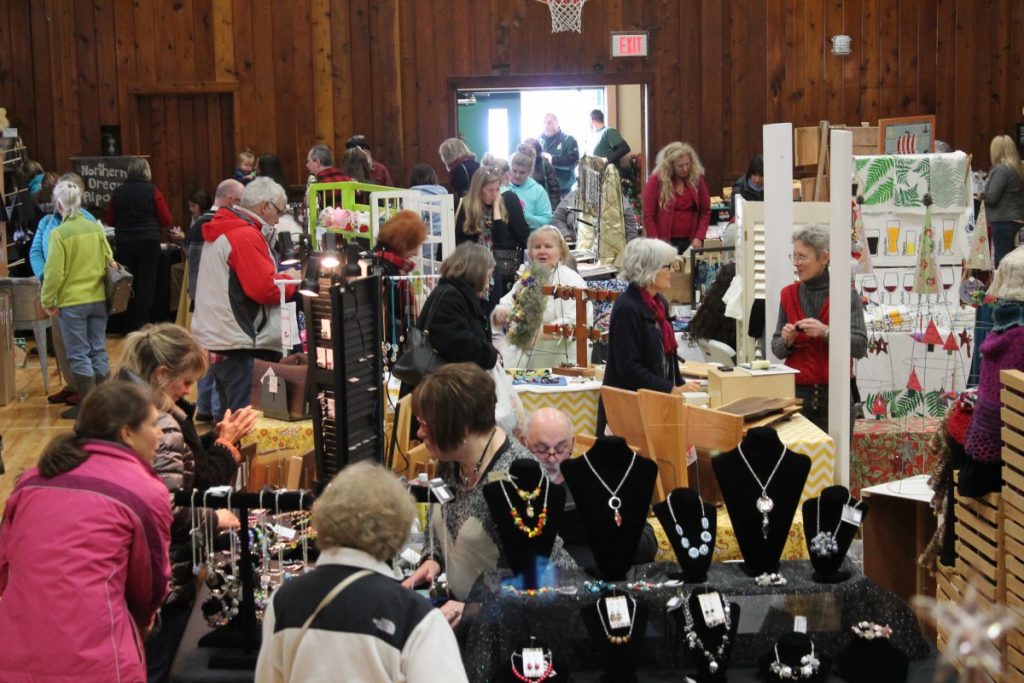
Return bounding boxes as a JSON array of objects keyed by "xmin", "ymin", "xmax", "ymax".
[
  {"xmin": 666, "ymin": 255, "xmax": 692, "ymax": 305},
  {"xmin": 707, "ymin": 365, "xmax": 795, "ymax": 408},
  {"xmin": 0, "ymin": 291, "xmax": 15, "ymax": 406}
]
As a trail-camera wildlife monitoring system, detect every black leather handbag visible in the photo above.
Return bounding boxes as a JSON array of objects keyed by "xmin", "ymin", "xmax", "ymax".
[{"xmin": 392, "ymin": 288, "xmax": 448, "ymax": 386}]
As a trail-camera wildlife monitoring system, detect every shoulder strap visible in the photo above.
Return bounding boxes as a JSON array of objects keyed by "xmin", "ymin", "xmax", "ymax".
[
  {"xmin": 419, "ymin": 286, "xmax": 450, "ymax": 333},
  {"xmin": 297, "ymin": 569, "xmax": 372, "ymax": 640}
]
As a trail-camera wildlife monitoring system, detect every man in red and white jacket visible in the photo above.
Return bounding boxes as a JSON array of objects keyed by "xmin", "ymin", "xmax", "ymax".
[{"xmin": 191, "ymin": 177, "xmax": 297, "ymax": 419}]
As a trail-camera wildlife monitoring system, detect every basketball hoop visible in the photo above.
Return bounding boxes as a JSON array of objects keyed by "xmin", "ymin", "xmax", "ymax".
[{"xmin": 536, "ymin": 0, "xmax": 587, "ymax": 34}]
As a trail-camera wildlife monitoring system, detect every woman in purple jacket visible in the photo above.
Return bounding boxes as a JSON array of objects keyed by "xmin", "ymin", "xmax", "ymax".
[{"xmin": 0, "ymin": 382, "xmax": 173, "ymax": 683}]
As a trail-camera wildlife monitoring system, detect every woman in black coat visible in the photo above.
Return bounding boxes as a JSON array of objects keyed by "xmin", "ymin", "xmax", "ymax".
[
  {"xmin": 597, "ymin": 238, "xmax": 701, "ymax": 434},
  {"xmin": 439, "ymin": 137, "xmax": 481, "ymax": 202},
  {"xmin": 454, "ymin": 166, "xmax": 529, "ymax": 312}
]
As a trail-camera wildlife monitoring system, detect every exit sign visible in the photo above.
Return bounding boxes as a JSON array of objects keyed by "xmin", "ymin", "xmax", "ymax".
[{"xmin": 611, "ymin": 32, "xmax": 648, "ymax": 58}]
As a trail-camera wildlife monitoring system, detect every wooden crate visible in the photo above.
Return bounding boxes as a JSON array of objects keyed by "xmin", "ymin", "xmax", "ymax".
[
  {"xmin": 834, "ymin": 125, "xmax": 879, "ymax": 156},
  {"xmin": 794, "ymin": 126, "xmax": 821, "ymax": 167},
  {"xmin": 1002, "ymin": 370, "xmax": 1024, "ymax": 682},
  {"xmin": 952, "ymin": 481, "xmax": 1004, "ymax": 605}
]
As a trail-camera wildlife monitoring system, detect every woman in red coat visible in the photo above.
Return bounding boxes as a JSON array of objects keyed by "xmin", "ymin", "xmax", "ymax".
[
  {"xmin": 0, "ymin": 381, "xmax": 172, "ymax": 683},
  {"xmin": 642, "ymin": 142, "xmax": 711, "ymax": 254}
]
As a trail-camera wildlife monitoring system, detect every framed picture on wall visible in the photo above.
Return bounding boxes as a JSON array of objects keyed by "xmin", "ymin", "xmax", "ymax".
[{"xmin": 877, "ymin": 115, "xmax": 936, "ymax": 155}]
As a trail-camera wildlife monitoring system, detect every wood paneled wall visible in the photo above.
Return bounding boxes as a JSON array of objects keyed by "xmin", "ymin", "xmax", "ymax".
[{"xmin": 1, "ymin": 0, "xmax": 1021, "ymax": 221}]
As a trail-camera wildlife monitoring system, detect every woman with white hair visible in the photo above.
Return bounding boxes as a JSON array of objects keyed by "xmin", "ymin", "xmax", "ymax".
[
  {"xmin": 642, "ymin": 141, "xmax": 711, "ymax": 254},
  {"xmin": 770, "ymin": 224, "xmax": 868, "ymax": 431},
  {"xmin": 256, "ymin": 463, "xmax": 468, "ymax": 683},
  {"xmin": 597, "ymin": 238, "xmax": 700, "ymax": 433},
  {"xmin": 492, "ymin": 226, "xmax": 592, "ymax": 369},
  {"xmin": 40, "ymin": 181, "xmax": 114, "ymax": 418}
]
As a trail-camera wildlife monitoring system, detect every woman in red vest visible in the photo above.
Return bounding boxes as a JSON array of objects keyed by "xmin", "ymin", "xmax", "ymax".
[{"xmin": 770, "ymin": 224, "xmax": 868, "ymax": 432}]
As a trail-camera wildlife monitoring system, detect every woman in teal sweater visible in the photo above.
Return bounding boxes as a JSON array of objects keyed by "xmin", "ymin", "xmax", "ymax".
[{"xmin": 41, "ymin": 180, "xmax": 113, "ymax": 418}]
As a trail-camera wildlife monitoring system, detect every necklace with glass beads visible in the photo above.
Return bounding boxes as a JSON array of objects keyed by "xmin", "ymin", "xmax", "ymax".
[
  {"xmin": 666, "ymin": 492, "xmax": 712, "ymax": 559},
  {"xmin": 682, "ymin": 593, "xmax": 732, "ymax": 674},
  {"xmin": 809, "ymin": 491, "xmax": 858, "ymax": 557},
  {"xmin": 499, "ymin": 476, "xmax": 550, "ymax": 539}
]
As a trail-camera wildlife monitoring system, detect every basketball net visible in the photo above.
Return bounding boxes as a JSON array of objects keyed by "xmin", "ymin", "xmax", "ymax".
[{"xmin": 539, "ymin": 0, "xmax": 586, "ymax": 33}]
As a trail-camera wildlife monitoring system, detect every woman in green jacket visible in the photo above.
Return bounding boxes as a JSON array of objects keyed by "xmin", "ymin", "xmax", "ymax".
[{"xmin": 40, "ymin": 180, "xmax": 113, "ymax": 418}]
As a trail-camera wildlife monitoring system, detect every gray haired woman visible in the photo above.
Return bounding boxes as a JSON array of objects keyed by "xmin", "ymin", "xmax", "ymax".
[
  {"xmin": 770, "ymin": 224, "xmax": 868, "ymax": 431},
  {"xmin": 597, "ymin": 238, "xmax": 700, "ymax": 433}
]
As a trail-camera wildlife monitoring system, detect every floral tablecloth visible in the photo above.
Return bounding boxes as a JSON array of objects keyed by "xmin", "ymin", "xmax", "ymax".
[
  {"xmin": 243, "ymin": 413, "xmax": 315, "ymax": 458},
  {"xmin": 850, "ymin": 416, "xmax": 941, "ymax": 496},
  {"xmin": 651, "ymin": 508, "xmax": 807, "ymax": 563}
]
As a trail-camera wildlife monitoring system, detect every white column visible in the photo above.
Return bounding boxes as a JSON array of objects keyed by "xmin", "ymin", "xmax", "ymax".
[
  {"xmin": 763, "ymin": 123, "xmax": 794, "ymax": 362},
  {"xmin": 828, "ymin": 129, "xmax": 853, "ymax": 486}
]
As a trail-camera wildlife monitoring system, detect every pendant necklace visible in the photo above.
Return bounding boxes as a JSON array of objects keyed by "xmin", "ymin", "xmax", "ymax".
[
  {"xmin": 582, "ymin": 450, "xmax": 637, "ymax": 527},
  {"xmin": 810, "ymin": 492, "xmax": 858, "ymax": 557},
  {"xmin": 666, "ymin": 492, "xmax": 712, "ymax": 559},
  {"xmin": 460, "ymin": 428, "xmax": 497, "ymax": 487},
  {"xmin": 683, "ymin": 593, "xmax": 732, "ymax": 674},
  {"xmin": 735, "ymin": 443, "xmax": 787, "ymax": 539},
  {"xmin": 500, "ymin": 477, "xmax": 550, "ymax": 538}
]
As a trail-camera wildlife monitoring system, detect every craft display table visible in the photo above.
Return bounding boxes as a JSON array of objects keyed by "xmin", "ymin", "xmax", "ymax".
[
  {"xmin": 515, "ymin": 378, "xmax": 602, "ymax": 435},
  {"xmin": 851, "ymin": 417, "xmax": 941, "ymax": 496},
  {"xmin": 463, "ymin": 561, "xmax": 930, "ymax": 683},
  {"xmin": 774, "ymin": 414, "xmax": 836, "ymax": 503},
  {"xmin": 651, "ymin": 509, "xmax": 807, "ymax": 564}
]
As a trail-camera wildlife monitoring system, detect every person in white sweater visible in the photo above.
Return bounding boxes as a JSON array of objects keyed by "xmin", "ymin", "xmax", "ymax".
[{"xmin": 492, "ymin": 226, "xmax": 593, "ymax": 369}]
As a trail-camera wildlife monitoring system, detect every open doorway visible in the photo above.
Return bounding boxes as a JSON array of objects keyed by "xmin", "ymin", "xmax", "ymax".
[{"xmin": 455, "ymin": 83, "xmax": 649, "ymax": 189}]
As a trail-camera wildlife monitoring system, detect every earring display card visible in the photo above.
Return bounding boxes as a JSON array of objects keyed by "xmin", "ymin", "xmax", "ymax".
[
  {"xmin": 605, "ymin": 596, "xmax": 632, "ymax": 629},
  {"xmin": 698, "ymin": 591, "xmax": 727, "ymax": 628}
]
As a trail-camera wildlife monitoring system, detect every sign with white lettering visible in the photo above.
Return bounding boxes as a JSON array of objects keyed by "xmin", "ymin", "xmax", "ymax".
[
  {"xmin": 611, "ymin": 32, "xmax": 648, "ymax": 58},
  {"xmin": 71, "ymin": 156, "xmax": 146, "ymax": 211}
]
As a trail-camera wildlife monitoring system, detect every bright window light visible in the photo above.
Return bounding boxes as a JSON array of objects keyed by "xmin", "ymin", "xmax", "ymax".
[{"xmin": 487, "ymin": 108, "xmax": 510, "ymax": 160}]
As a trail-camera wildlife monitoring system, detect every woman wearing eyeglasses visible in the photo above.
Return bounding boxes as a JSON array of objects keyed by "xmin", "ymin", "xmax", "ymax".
[
  {"xmin": 597, "ymin": 238, "xmax": 701, "ymax": 435},
  {"xmin": 771, "ymin": 224, "xmax": 868, "ymax": 432}
]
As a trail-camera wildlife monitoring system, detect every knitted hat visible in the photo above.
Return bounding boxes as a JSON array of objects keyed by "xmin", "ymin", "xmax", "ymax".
[
  {"xmin": 345, "ymin": 134, "xmax": 370, "ymax": 150},
  {"xmin": 988, "ymin": 246, "xmax": 1024, "ymax": 301}
]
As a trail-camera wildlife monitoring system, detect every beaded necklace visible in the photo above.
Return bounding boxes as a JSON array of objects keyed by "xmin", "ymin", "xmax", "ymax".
[
  {"xmin": 769, "ymin": 642, "xmax": 820, "ymax": 679},
  {"xmin": 682, "ymin": 593, "xmax": 732, "ymax": 674},
  {"xmin": 499, "ymin": 477, "xmax": 550, "ymax": 538},
  {"xmin": 666, "ymin": 492, "xmax": 712, "ymax": 559},
  {"xmin": 596, "ymin": 594, "xmax": 636, "ymax": 645},
  {"xmin": 809, "ymin": 492, "xmax": 858, "ymax": 557}
]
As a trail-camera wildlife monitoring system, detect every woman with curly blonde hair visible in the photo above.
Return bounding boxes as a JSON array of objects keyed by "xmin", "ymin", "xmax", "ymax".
[
  {"xmin": 985, "ymin": 134, "xmax": 1024, "ymax": 266},
  {"xmin": 641, "ymin": 141, "xmax": 711, "ymax": 254}
]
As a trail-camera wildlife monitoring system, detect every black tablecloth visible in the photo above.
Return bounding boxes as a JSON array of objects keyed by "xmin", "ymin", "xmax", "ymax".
[{"xmin": 463, "ymin": 560, "xmax": 930, "ymax": 683}]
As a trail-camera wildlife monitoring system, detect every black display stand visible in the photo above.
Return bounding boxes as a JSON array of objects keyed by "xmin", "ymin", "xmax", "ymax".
[
  {"xmin": 652, "ymin": 487, "xmax": 717, "ymax": 583},
  {"xmin": 483, "ymin": 459, "xmax": 566, "ymax": 589},
  {"xmin": 303, "ymin": 266, "xmax": 384, "ymax": 483},
  {"xmin": 836, "ymin": 635, "xmax": 909, "ymax": 683},
  {"xmin": 712, "ymin": 427, "xmax": 810, "ymax": 576},
  {"xmin": 803, "ymin": 485, "xmax": 869, "ymax": 583},
  {"xmin": 674, "ymin": 586, "xmax": 740, "ymax": 682},
  {"xmin": 172, "ymin": 488, "xmax": 313, "ymax": 671},
  {"xmin": 498, "ymin": 637, "xmax": 571, "ymax": 683},
  {"xmin": 579, "ymin": 594, "xmax": 648, "ymax": 683},
  {"xmin": 560, "ymin": 436, "xmax": 657, "ymax": 580}
]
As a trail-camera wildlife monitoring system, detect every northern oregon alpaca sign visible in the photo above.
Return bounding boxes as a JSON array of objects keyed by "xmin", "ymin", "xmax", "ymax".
[{"xmin": 71, "ymin": 156, "xmax": 146, "ymax": 212}]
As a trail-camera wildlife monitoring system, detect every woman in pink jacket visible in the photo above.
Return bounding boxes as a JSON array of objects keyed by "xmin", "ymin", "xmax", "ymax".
[
  {"xmin": 642, "ymin": 141, "xmax": 711, "ymax": 254},
  {"xmin": 0, "ymin": 381, "xmax": 173, "ymax": 683}
]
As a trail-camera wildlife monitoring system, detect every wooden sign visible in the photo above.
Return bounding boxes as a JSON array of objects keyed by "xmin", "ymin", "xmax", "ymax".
[{"xmin": 71, "ymin": 156, "xmax": 146, "ymax": 211}]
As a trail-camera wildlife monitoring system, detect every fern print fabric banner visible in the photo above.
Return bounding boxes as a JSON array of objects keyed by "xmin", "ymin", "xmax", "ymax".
[{"xmin": 854, "ymin": 152, "xmax": 970, "ymax": 214}]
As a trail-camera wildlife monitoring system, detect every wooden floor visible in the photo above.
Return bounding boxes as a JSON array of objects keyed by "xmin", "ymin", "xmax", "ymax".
[{"xmin": 0, "ymin": 337, "xmax": 127, "ymax": 515}]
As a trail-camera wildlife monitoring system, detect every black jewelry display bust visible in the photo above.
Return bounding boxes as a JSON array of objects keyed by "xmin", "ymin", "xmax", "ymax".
[
  {"xmin": 758, "ymin": 631, "xmax": 831, "ymax": 683},
  {"xmin": 580, "ymin": 594, "xmax": 648, "ymax": 683},
  {"xmin": 836, "ymin": 635, "xmax": 909, "ymax": 683},
  {"xmin": 560, "ymin": 436, "xmax": 658, "ymax": 580},
  {"xmin": 499, "ymin": 636, "xmax": 572, "ymax": 683},
  {"xmin": 802, "ymin": 485, "xmax": 869, "ymax": 583},
  {"xmin": 673, "ymin": 586, "xmax": 740, "ymax": 682},
  {"xmin": 483, "ymin": 459, "xmax": 566, "ymax": 589},
  {"xmin": 652, "ymin": 488, "xmax": 717, "ymax": 583},
  {"xmin": 712, "ymin": 427, "xmax": 810, "ymax": 576}
]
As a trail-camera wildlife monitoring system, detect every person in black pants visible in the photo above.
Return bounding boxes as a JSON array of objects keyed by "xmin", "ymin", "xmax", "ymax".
[{"xmin": 104, "ymin": 158, "xmax": 175, "ymax": 331}]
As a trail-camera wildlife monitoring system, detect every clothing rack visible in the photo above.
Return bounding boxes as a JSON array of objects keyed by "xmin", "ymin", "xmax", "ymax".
[{"xmin": 172, "ymin": 488, "xmax": 313, "ymax": 670}]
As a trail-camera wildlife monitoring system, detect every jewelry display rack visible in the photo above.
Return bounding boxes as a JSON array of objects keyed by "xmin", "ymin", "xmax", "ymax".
[
  {"xmin": 171, "ymin": 489, "xmax": 313, "ymax": 670},
  {"xmin": 302, "ymin": 267, "xmax": 385, "ymax": 481},
  {"xmin": 539, "ymin": 284, "xmax": 621, "ymax": 370}
]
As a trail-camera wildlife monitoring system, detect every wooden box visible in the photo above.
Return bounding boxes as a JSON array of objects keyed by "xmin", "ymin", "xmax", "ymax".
[
  {"xmin": 794, "ymin": 126, "xmax": 821, "ymax": 167},
  {"xmin": 707, "ymin": 366, "xmax": 795, "ymax": 408},
  {"xmin": 834, "ymin": 125, "xmax": 879, "ymax": 156}
]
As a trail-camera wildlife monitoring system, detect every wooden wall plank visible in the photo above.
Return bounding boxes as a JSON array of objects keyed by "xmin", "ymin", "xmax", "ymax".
[{"xmin": 5, "ymin": 0, "xmax": 1024, "ymax": 198}]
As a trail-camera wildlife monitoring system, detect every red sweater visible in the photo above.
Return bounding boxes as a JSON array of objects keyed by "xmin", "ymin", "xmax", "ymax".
[
  {"xmin": 780, "ymin": 282, "xmax": 829, "ymax": 385},
  {"xmin": 642, "ymin": 172, "xmax": 711, "ymax": 241}
]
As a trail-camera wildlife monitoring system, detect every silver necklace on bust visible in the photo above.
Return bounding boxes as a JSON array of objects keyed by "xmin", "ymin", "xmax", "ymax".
[
  {"xmin": 683, "ymin": 593, "xmax": 732, "ymax": 674},
  {"xmin": 735, "ymin": 443, "xmax": 787, "ymax": 539},
  {"xmin": 582, "ymin": 450, "xmax": 637, "ymax": 527},
  {"xmin": 666, "ymin": 492, "xmax": 712, "ymax": 559},
  {"xmin": 810, "ymin": 491, "xmax": 858, "ymax": 557}
]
